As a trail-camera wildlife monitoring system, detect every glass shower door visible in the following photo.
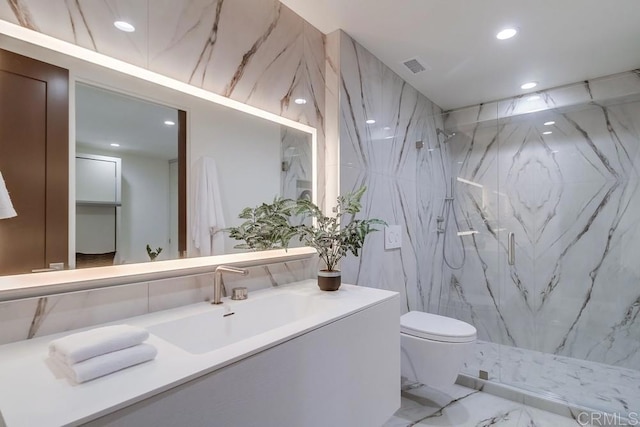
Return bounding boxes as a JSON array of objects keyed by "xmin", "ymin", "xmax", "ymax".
[
  {"xmin": 420, "ymin": 106, "xmax": 505, "ymax": 382},
  {"xmin": 494, "ymin": 93, "xmax": 640, "ymax": 416}
]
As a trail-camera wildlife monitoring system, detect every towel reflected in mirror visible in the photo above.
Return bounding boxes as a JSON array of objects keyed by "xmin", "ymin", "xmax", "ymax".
[{"xmin": 0, "ymin": 171, "xmax": 17, "ymax": 220}]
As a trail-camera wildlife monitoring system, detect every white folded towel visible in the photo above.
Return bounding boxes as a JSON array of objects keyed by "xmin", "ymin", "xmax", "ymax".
[
  {"xmin": 53, "ymin": 343, "xmax": 157, "ymax": 384},
  {"xmin": 48, "ymin": 325, "xmax": 149, "ymax": 364}
]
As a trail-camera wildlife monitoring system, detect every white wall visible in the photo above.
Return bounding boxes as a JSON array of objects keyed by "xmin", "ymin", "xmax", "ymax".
[
  {"xmin": 120, "ymin": 153, "xmax": 172, "ymax": 264},
  {"xmin": 189, "ymin": 97, "xmax": 282, "ymax": 255}
]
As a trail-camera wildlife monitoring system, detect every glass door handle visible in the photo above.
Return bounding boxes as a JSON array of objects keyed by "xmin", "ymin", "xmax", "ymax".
[{"xmin": 508, "ymin": 232, "xmax": 515, "ymax": 266}]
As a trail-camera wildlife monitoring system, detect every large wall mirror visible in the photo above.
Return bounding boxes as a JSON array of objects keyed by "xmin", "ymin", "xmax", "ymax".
[{"xmin": 0, "ymin": 30, "xmax": 315, "ymax": 277}]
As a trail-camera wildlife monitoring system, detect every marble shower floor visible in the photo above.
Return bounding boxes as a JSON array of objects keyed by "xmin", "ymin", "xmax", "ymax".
[
  {"xmin": 384, "ymin": 384, "xmax": 586, "ymax": 427},
  {"xmin": 463, "ymin": 340, "xmax": 640, "ymax": 416}
]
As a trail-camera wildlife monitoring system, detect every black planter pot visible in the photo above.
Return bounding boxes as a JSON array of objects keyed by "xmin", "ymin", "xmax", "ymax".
[{"xmin": 317, "ymin": 270, "xmax": 341, "ymax": 291}]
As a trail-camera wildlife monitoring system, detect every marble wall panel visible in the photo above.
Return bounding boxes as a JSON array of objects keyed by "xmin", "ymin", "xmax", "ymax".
[
  {"xmin": 0, "ymin": 0, "xmax": 149, "ymax": 67},
  {"xmin": 323, "ymin": 30, "xmax": 340, "ymax": 208},
  {"xmin": 337, "ymin": 31, "xmax": 447, "ymax": 313},
  {"xmin": 0, "ymin": 283, "xmax": 148, "ymax": 345}
]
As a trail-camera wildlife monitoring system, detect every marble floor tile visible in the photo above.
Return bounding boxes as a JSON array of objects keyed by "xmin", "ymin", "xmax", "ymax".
[
  {"xmin": 384, "ymin": 384, "xmax": 585, "ymax": 427},
  {"xmin": 463, "ymin": 340, "xmax": 640, "ymax": 417}
]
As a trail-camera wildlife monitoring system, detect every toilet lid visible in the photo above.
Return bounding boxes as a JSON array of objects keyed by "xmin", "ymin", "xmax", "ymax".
[{"xmin": 400, "ymin": 311, "xmax": 477, "ymax": 343}]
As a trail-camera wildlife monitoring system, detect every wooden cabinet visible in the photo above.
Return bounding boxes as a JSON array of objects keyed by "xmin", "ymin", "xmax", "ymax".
[{"xmin": 0, "ymin": 48, "xmax": 68, "ymax": 275}]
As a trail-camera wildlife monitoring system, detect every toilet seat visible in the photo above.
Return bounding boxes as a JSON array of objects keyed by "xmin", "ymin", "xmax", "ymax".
[{"xmin": 400, "ymin": 311, "xmax": 477, "ymax": 343}]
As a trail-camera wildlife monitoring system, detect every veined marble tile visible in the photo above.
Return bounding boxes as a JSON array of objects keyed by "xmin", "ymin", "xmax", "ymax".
[
  {"xmin": 0, "ymin": 0, "xmax": 149, "ymax": 67},
  {"xmin": 147, "ymin": 1, "xmax": 323, "ymax": 127},
  {"xmin": 338, "ymin": 32, "xmax": 446, "ymax": 316},
  {"xmin": 0, "ymin": 283, "xmax": 148, "ymax": 346},
  {"xmin": 339, "ymin": 33, "xmax": 434, "ymax": 181},
  {"xmin": 323, "ymin": 30, "xmax": 341, "ymax": 210},
  {"xmin": 340, "ymin": 166, "xmax": 418, "ymax": 313},
  {"xmin": 149, "ymin": 259, "xmax": 315, "ymax": 311},
  {"xmin": 384, "ymin": 384, "xmax": 586, "ymax": 427},
  {"xmin": 221, "ymin": 259, "xmax": 316, "ymax": 292},
  {"xmin": 148, "ymin": 275, "xmax": 207, "ymax": 312},
  {"xmin": 463, "ymin": 340, "xmax": 640, "ymax": 419}
]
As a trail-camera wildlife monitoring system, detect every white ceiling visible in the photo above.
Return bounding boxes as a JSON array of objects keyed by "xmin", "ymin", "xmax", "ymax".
[
  {"xmin": 281, "ymin": 0, "xmax": 640, "ymax": 110},
  {"xmin": 76, "ymin": 84, "xmax": 178, "ymax": 160}
]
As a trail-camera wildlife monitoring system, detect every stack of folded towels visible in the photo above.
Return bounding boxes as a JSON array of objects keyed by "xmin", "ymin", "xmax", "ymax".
[{"xmin": 49, "ymin": 324, "xmax": 157, "ymax": 384}]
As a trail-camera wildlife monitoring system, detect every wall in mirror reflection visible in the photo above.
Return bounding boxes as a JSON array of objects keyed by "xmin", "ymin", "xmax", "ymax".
[{"xmin": 74, "ymin": 83, "xmax": 312, "ymax": 267}]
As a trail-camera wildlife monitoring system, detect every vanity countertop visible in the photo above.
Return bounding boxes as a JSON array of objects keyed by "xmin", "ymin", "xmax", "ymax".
[{"xmin": 0, "ymin": 280, "xmax": 398, "ymax": 427}]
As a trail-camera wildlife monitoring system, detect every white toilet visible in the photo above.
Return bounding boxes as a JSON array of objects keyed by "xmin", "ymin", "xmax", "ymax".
[{"xmin": 400, "ymin": 311, "xmax": 477, "ymax": 390}]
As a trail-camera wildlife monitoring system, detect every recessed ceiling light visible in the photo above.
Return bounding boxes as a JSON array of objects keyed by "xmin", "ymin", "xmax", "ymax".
[
  {"xmin": 366, "ymin": 119, "xmax": 376, "ymax": 124},
  {"xmin": 294, "ymin": 98, "xmax": 307, "ymax": 105},
  {"xmin": 544, "ymin": 121, "xmax": 555, "ymax": 126},
  {"xmin": 496, "ymin": 28, "xmax": 518, "ymax": 40},
  {"xmin": 164, "ymin": 120, "xmax": 175, "ymax": 126},
  {"xmin": 521, "ymin": 81, "xmax": 538, "ymax": 90},
  {"xmin": 527, "ymin": 95, "xmax": 540, "ymax": 101},
  {"xmin": 543, "ymin": 131, "xmax": 552, "ymax": 135},
  {"xmin": 114, "ymin": 21, "xmax": 135, "ymax": 32},
  {"xmin": 383, "ymin": 126, "xmax": 391, "ymax": 130},
  {"xmin": 384, "ymin": 136, "xmax": 394, "ymax": 140},
  {"xmin": 110, "ymin": 143, "xmax": 120, "ymax": 147},
  {"xmin": 551, "ymin": 150, "xmax": 559, "ymax": 153},
  {"xmin": 428, "ymin": 148, "xmax": 435, "ymax": 152}
]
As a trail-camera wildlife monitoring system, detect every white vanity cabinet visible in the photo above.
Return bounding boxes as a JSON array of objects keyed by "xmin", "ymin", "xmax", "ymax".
[
  {"xmin": 86, "ymin": 293, "xmax": 400, "ymax": 427},
  {"xmin": 0, "ymin": 282, "xmax": 400, "ymax": 427}
]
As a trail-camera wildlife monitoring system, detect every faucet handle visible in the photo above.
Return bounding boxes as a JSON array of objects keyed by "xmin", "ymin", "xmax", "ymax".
[{"xmin": 231, "ymin": 287, "xmax": 248, "ymax": 300}]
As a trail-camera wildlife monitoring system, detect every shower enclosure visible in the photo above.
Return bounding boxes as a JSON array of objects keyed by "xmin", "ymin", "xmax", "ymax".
[{"xmin": 421, "ymin": 71, "xmax": 640, "ymax": 417}]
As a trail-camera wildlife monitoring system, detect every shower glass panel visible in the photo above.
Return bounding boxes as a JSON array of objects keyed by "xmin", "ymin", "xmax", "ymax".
[
  {"xmin": 418, "ymin": 105, "xmax": 503, "ymax": 380},
  {"xmin": 435, "ymin": 73, "xmax": 640, "ymax": 417},
  {"xmin": 493, "ymin": 93, "xmax": 640, "ymax": 416}
]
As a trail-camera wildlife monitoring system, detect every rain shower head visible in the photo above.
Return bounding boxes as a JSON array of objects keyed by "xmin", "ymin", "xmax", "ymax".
[{"xmin": 436, "ymin": 128, "xmax": 456, "ymax": 141}]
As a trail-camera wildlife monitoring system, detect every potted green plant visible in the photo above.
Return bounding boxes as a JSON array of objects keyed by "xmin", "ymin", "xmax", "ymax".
[
  {"xmin": 226, "ymin": 197, "xmax": 298, "ymax": 251},
  {"xmin": 294, "ymin": 186, "xmax": 385, "ymax": 291},
  {"xmin": 146, "ymin": 244, "xmax": 162, "ymax": 261}
]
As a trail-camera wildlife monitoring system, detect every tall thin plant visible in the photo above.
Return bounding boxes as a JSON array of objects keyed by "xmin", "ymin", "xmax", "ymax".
[{"xmin": 294, "ymin": 186, "xmax": 385, "ymax": 271}]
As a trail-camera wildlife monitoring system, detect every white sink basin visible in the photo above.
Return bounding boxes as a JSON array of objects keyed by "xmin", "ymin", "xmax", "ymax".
[{"xmin": 148, "ymin": 293, "xmax": 319, "ymax": 354}]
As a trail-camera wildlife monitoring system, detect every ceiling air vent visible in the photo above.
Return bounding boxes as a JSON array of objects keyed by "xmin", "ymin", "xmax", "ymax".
[{"xmin": 402, "ymin": 58, "xmax": 427, "ymax": 74}]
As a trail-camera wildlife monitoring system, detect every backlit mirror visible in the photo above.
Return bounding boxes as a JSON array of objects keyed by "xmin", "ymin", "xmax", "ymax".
[{"xmin": 0, "ymin": 32, "xmax": 315, "ymax": 276}]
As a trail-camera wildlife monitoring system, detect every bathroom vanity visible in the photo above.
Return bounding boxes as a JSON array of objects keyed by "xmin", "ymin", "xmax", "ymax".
[{"xmin": 0, "ymin": 280, "xmax": 400, "ymax": 426}]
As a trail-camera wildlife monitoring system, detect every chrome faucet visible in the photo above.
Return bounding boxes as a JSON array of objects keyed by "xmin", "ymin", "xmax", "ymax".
[{"xmin": 212, "ymin": 266, "xmax": 248, "ymax": 304}]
